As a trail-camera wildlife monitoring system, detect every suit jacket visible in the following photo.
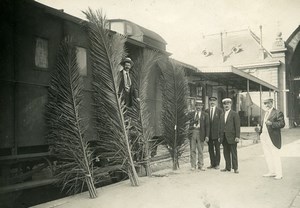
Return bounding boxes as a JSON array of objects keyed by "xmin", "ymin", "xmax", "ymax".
[
  {"xmin": 259, "ymin": 108, "xmax": 285, "ymax": 149},
  {"xmin": 119, "ymin": 69, "xmax": 138, "ymax": 106},
  {"xmin": 219, "ymin": 109, "xmax": 240, "ymax": 144},
  {"xmin": 188, "ymin": 111, "xmax": 210, "ymax": 142},
  {"xmin": 205, "ymin": 107, "xmax": 223, "ymax": 140}
]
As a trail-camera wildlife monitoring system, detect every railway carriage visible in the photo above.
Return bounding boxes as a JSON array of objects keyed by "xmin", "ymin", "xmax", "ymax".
[{"xmin": 0, "ymin": 0, "xmax": 170, "ymax": 193}]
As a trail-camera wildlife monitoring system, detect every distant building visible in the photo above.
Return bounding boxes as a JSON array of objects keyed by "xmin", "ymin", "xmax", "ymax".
[{"xmin": 196, "ymin": 28, "xmax": 290, "ymax": 127}]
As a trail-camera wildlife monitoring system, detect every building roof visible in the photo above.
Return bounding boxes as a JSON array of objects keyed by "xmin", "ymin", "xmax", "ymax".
[
  {"xmin": 197, "ymin": 29, "xmax": 274, "ymax": 68},
  {"xmin": 198, "ymin": 66, "xmax": 278, "ymax": 92}
]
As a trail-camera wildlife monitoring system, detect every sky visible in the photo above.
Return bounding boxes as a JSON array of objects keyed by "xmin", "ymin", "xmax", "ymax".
[{"xmin": 37, "ymin": 0, "xmax": 300, "ymax": 66}]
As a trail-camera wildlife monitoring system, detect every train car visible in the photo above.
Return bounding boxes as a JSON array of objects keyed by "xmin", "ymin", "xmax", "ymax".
[{"xmin": 0, "ymin": 0, "xmax": 170, "ymax": 193}]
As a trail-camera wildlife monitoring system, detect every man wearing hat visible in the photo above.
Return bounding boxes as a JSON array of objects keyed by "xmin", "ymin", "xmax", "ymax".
[
  {"xmin": 188, "ymin": 100, "xmax": 210, "ymax": 171},
  {"xmin": 205, "ymin": 96, "xmax": 223, "ymax": 169},
  {"xmin": 256, "ymin": 97, "xmax": 285, "ymax": 179},
  {"xmin": 219, "ymin": 98, "xmax": 240, "ymax": 174},
  {"xmin": 119, "ymin": 57, "xmax": 138, "ymax": 107}
]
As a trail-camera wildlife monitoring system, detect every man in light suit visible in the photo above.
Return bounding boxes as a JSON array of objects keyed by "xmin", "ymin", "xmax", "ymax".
[
  {"xmin": 189, "ymin": 100, "xmax": 210, "ymax": 171},
  {"xmin": 205, "ymin": 96, "xmax": 223, "ymax": 169},
  {"xmin": 219, "ymin": 98, "xmax": 240, "ymax": 174},
  {"xmin": 256, "ymin": 97, "xmax": 285, "ymax": 180}
]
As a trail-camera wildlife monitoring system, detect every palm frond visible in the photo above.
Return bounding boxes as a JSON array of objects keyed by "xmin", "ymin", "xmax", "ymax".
[
  {"xmin": 127, "ymin": 49, "xmax": 162, "ymax": 175},
  {"xmin": 159, "ymin": 59, "xmax": 189, "ymax": 170},
  {"xmin": 84, "ymin": 9, "xmax": 139, "ymax": 186},
  {"xmin": 46, "ymin": 37, "xmax": 97, "ymax": 198}
]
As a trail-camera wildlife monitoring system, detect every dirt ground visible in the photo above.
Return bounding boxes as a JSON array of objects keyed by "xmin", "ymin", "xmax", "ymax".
[{"xmin": 33, "ymin": 129, "xmax": 300, "ymax": 208}]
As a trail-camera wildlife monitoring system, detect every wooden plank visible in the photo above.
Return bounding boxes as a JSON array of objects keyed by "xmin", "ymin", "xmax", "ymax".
[
  {"xmin": 0, "ymin": 152, "xmax": 51, "ymax": 162},
  {"xmin": 0, "ymin": 178, "xmax": 58, "ymax": 194}
]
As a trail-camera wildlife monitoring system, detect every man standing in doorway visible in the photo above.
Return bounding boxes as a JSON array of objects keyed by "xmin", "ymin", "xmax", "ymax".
[
  {"xmin": 205, "ymin": 96, "xmax": 223, "ymax": 169},
  {"xmin": 120, "ymin": 57, "xmax": 137, "ymax": 107},
  {"xmin": 219, "ymin": 98, "xmax": 240, "ymax": 174},
  {"xmin": 256, "ymin": 97, "xmax": 285, "ymax": 180},
  {"xmin": 189, "ymin": 100, "xmax": 210, "ymax": 171}
]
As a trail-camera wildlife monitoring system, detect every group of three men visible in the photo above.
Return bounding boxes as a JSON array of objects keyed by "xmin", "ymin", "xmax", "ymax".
[
  {"xmin": 189, "ymin": 97, "xmax": 240, "ymax": 173},
  {"xmin": 189, "ymin": 96, "xmax": 285, "ymax": 179}
]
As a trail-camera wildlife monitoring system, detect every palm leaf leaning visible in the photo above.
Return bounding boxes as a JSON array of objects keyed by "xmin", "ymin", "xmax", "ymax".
[
  {"xmin": 46, "ymin": 37, "xmax": 97, "ymax": 198},
  {"xmin": 84, "ymin": 9, "xmax": 139, "ymax": 186},
  {"xmin": 127, "ymin": 49, "xmax": 162, "ymax": 176},
  {"xmin": 159, "ymin": 59, "xmax": 189, "ymax": 170}
]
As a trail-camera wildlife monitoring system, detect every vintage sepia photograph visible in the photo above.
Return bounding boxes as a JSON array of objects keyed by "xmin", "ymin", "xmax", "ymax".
[{"xmin": 1, "ymin": 0, "xmax": 300, "ymax": 207}]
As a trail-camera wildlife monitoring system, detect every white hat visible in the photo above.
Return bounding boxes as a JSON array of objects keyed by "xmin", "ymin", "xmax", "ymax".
[
  {"xmin": 222, "ymin": 98, "xmax": 232, "ymax": 103},
  {"xmin": 195, "ymin": 100, "xmax": 204, "ymax": 105},
  {"xmin": 263, "ymin": 97, "xmax": 274, "ymax": 103}
]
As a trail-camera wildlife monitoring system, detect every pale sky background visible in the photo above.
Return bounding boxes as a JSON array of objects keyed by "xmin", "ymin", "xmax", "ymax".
[{"xmin": 37, "ymin": 0, "xmax": 300, "ymax": 65}]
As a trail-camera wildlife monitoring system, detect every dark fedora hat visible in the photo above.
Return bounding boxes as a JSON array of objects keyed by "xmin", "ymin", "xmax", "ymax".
[
  {"xmin": 209, "ymin": 96, "xmax": 217, "ymax": 101},
  {"xmin": 121, "ymin": 57, "xmax": 134, "ymax": 66}
]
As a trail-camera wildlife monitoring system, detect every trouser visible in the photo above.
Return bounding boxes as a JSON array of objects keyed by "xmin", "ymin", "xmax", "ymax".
[
  {"xmin": 190, "ymin": 129, "xmax": 204, "ymax": 168},
  {"xmin": 208, "ymin": 139, "xmax": 221, "ymax": 167},
  {"xmin": 261, "ymin": 132, "xmax": 282, "ymax": 177},
  {"xmin": 222, "ymin": 135, "xmax": 238, "ymax": 170}
]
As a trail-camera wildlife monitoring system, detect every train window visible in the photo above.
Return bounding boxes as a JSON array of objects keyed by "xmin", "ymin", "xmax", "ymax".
[
  {"xmin": 35, "ymin": 37, "xmax": 48, "ymax": 69},
  {"xmin": 76, "ymin": 46, "xmax": 87, "ymax": 76}
]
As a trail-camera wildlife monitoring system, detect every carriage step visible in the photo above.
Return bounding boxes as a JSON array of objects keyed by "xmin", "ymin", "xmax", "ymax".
[{"xmin": 0, "ymin": 178, "xmax": 58, "ymax": 194}]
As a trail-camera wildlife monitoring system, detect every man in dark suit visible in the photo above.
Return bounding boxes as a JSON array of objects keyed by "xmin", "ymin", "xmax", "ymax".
[
  {"xmin": 189, "ymin": 100, "xmax": 210, "ymax": 171},
  {"xmin": 205, "ymin": 96, "xmax": 223, "ymax": 169},
  {"xmin": 256, "ymin": 97, "xmax": 285, "ymax": 180},
  {"xmin": 219, "ymin": 98, "xmax": 240, "ymax": 174},
  {"xmin": 119, "ymin": 57, "xmax": 138, "ymax": 107}
]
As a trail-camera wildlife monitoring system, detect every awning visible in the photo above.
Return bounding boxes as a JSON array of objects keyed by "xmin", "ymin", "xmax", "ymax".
[{"xmin": 195, "ymin": 66, "xmax": 278, "ymax": 92}]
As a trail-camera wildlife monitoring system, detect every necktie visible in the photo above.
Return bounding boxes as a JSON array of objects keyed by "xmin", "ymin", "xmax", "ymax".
[
  {"xmin": 195, "ymin": 112, "xmax": 200, "ymax": 126},
  {"xmin": 126, "ymin": 72, "xmax": 131, "ymax": 87},
  {"xmin": 210, "ymin": 108, "xmax": 213, "ymax": 120}
]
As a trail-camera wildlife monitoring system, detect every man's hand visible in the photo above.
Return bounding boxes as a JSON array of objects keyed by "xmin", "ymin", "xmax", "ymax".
[
  {"xmin": 235, "ymin": 137, "xmax": 239, "ymax": 143},
  {"xmin": 254, "ymin": 126, "xmax": 261, "ymax": 133},
  {"xmin": 218, "ymin": 138, "xmax": 222, "ymax": 143},
  {"xmin": 265, "ymin": 120, "xmax": 272, "ymax": 126},
  {"xmin": 205, "ymin": 137, "xmax": 209, "ymax": 143}
]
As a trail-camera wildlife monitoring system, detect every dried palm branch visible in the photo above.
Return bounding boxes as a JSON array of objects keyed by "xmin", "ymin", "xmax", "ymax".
[
  {"xmin": 159, "ymin": 59, "xmax": 189, "ymax": 170},
  {"xmin": 84, "ymin": 9, "xmax": 139, "ymax": 186},
  {"xmin": 127, "ymin": 49, "xmax": 162, "ymax": 176},
  {"xmin": 46, "ymin": 37, "xmax": 97, "ymax": 198}
]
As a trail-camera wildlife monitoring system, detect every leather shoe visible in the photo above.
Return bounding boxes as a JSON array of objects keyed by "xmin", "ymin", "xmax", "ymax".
[
  {"xmin": 198, "ymin": 167, "xmax": 206, "ymax": 171},
  {"xmin": 234, "ymin": 169, "xmax": 239, "ymax": 174},
  {"xmin": 274, "ymin": 176, "xmax": 282, "ymax": 180},
  {"xmin": 263, "ymin": 173, "xmax": 276, "ymax": 177},
  {"xmin": 220, "ymin": 168, "xmax": 230, "ymax": 172},
  {"xmin": 214, "ymin": 165, "xmax": 220, "ymax": 170},
  {"xmin": 207, "ymin": 166, "xmax": 214, "ymax": 169}
]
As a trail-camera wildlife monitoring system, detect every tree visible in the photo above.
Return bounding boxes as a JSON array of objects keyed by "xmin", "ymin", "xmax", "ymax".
[
  {"xmin": 84, "ymin": 9, "xmax": 139, "ymax": 186},
  {"xmin": 46, "ymin": 37, "xmax": 97, "ymax": 198},
  {"xmin": 128, "ymin": 49, "xmax": 162, "ymax": 176},
  {"xmin": 159, "ymin": 59, "xmax": 189, "ymax": 170}
]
